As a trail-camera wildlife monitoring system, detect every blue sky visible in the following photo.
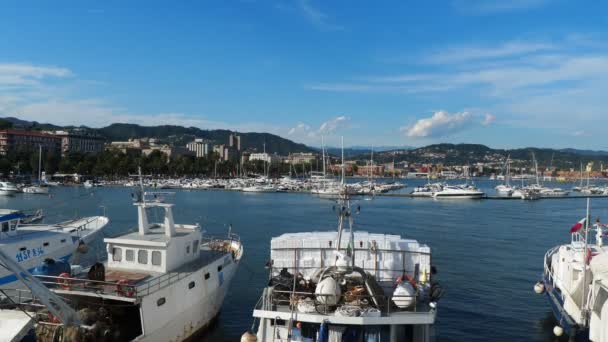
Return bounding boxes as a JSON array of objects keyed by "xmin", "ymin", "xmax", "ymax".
[{"xmin": 1, "ymin": 0, "xmax": 607, "ymax": 149}]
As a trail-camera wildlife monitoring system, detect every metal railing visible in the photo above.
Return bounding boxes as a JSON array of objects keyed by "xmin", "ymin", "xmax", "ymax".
[
  {"xmin": 257, "ymin": 288, "xmax": 423, "ymax": 316},
  {"xmin": 33, "ymin": 274, "xmax": 138, "ymax": 299}
]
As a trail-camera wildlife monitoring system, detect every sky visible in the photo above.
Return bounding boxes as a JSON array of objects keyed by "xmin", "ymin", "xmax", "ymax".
[{"xmin": 0, "ymin": 0, "xmax": 607, "ymax": 149}]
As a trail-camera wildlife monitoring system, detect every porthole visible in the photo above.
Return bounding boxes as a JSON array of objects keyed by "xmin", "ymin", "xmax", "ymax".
[
  {"xmin": 188, "ymin": 281, "xmax": 195, "ymax": 289},
  {"xmin": 157, "ymin": 297, "xmax": 166, "ymax": 306}
]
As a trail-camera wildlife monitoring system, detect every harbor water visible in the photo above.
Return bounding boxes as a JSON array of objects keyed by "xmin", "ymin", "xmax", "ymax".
[{"xmin": 3, "ymin": 179, "xmax": 606, "ymax": 342}]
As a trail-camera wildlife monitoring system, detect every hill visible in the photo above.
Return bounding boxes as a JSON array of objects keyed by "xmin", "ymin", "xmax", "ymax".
[
  {"xmin": 1, "ymin": 118, "xmax": 313, "ymax": 155},
  {"xmin": 359, "ymin": 143, "xmax": 608, "ymax": 169}
]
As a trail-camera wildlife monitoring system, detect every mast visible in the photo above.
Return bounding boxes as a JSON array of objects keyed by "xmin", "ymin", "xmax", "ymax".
[
  {"xmin": 38, "ymin": 145, "xmax": 42, "ymax": 186},
  {"xmin": 582, "ymin": 197, "xmax": 590, "ymax": 326}
]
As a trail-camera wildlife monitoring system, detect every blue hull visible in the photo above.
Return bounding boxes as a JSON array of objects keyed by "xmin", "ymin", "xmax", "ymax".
[{"xmin": 543, "ymin": 274, "xmax": 589, "ymax": 341}]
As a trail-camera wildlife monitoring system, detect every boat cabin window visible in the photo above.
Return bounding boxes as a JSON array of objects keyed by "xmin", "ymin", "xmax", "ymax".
[
  {"xmin": 61, "ymin": 239, "xmax": 66, "ymax": 243},
  {"xmin": 125, "ymin": 249, "xmax": 134, "ymax": 262},
  {"xmin": 1, "ymin": 222, "xmax": 8, "ymax": 232},
  {"xmin": 151, "ymin": 251, "xmax": 161, "ymax": 266},
  {"xmin": 138, "ymin": 250, "xmax": 148, "ymax": 264},
  {"xmin": 193, "ymin": 240, "xmax": 199, "ymax": 254},
  {"xmin": 217, "ymin": 265, "xmax": 222, "ymax": 272},
  {"xmin": 10, "ymin": 221, "xmax": 16, "ymax": 231},
  {"xmin": 204, "ymin": 273, "xmax": 210, "ymax": 280},
  {"xmin": 186, "ymin": 244, "xmax": 190, "ymax": 254},
  {"xmin": 188, "ymin": 281, "xmax": 195, "ymax": 289},
  {"xmin": 113, "ymin": 247, "xmax": 122, "ymax": 261},
  {"xmin": 20, "ymin": 247, "xmax": 26, "ymax": 251},
  {"xmin": 43, "ymin": 242, "xmax": 49, "ymax": 247},
  {"xmin": 157, "ymin": 297, "xmax": 166, "ymax": 306}
]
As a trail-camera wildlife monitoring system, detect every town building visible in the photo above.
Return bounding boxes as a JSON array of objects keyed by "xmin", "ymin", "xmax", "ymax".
[
  {"xmin": 356, "ymin": 164, "xmax": 385, "ymax": 177},
  {"xmin": 0, "ymin": 129, "xmax": 61, "ymax": 155},
  {"xmin": 288, "ymin": 152, "xmax": 317, "ymax": 164},
  {"xmin": 213, "ymin": 144, "xmax": 232, "ymax": 162},
  {"xmin": 186, "ymin": 139, "xmax": 211, "ymax": 158},
  {"xmin": 53, "ymin": 130, "xmax": 104, "ymax": 156},
  {"xmin": 249, "ymin": 152, "xmax": 281, "ymax": 165},
  {"xmin": 229, "ymin": 133, "xmax": 241, "ymax": 151}
]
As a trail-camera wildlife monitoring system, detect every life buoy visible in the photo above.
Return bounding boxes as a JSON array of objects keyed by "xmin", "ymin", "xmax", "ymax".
[
  {"xmin": 58, "ymin": 272, "xmax": 71, "ymax": 290},
  {"xmin": 116, "ymin": 279, "xmax": 135, "ymax": 297}
]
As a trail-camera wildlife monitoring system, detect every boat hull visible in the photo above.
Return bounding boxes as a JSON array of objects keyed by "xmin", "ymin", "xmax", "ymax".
[
  {"xmin": 135, "ymin": 254, "xmax": 240, "ymax": 342},
  {"xmin": 542, "ymin": 273, "xmax": 589, "ymax": 341}
]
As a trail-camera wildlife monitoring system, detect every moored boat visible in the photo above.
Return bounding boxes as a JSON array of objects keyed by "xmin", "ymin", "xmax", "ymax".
[{"xmin": 536, "ymin": 200, "xmax": 608, "ymax": 340}]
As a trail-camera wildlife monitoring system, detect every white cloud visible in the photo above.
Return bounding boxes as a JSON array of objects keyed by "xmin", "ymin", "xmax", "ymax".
[
  {"xmin": 288, "ymin": 122, "xmax": 312, "ymax": 136},
  {"xmin": 401, "ymin": 111, "xmax": 473, "ymax": 138},
  {"xmin": 0, "ymin": 63, "xmax": 72, "ymax": 88},
  {"xmin": 482, "ymin": 114, "xmax": 496, "ymax": 126},
  {"xmin": 319, "ymin": 115, "xmax": 350, "ymax": 134}
]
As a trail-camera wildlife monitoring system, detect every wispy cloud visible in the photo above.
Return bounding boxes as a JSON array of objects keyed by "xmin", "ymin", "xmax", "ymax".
[
  {"xmin": 0, "ymin": 61, "xmax": 283, "ymax": 134},
  {"xmin": 452, "ymin": 0, "xmax": 551, "ymax": 14},
  {"xmin": 296, "ymin": 0, "xmax": 343, "ymax": 31},
  {"xmin": 287, "ymin": 115, "xmax": 350, "ymax": 143},
  {"xmin": 426, "ymin": 41, "xmax": 555, "ymax": 64}
]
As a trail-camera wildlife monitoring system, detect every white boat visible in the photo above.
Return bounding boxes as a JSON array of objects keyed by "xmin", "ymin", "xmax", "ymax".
[
  {"xmin": 495, "ymin": 184, "xmax": 514, "ymax": 196},
  {"xmin": 245, "ymin": 192, "xmax": 442, "ymax": 341},
  {"xmin": 22, "ymin": 185, "xmax": 49, "ymax": 194},
  {"xmin": 83, "ymin": 180, "xmax": 94, "ymax": 188},
  {"xmin": 432, "ymin": 184, "xmax": 484, "ymax": 199},
  {"xmin": 0, "ymin": 181, "xmax": 19, "ymax": 196},
  {"xmin": 23, "ymin": 145, "xmax": 49, "ymax": 195},
  {"xmin": 411, "ymin": 183, "xmax": 443, "ymax": 197},
  {"xmin": 0, "ymin": 187, "xmax": 243, "ymax": 341},
  {"xmin": 537, "ymin": 201, "xmax": 608, "ymax": 340},
  {"xmin": 0, "ymin": 209, "xmax": 109, "ymax": 289},
  {"xmin": 242, "ymin": 185, "xmax": 276, "ymax": 192},
  {"xmin": 246, "ymin": 138, "xmax": 442, "ymax": 342}
]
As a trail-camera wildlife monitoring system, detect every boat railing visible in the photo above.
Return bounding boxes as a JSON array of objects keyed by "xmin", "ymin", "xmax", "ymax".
[
  {"xmin": 32, "ymin": 274, "xmax": 140, "ymax": 299},
  {"xmin": 258, "ymin": 288, "xmax": 423, "ymax": 316}
]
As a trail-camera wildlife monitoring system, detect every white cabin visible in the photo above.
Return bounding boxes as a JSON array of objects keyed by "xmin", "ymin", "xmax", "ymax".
[{"xmin": 105, "ymin": 201, "xmax": 202, "ymax": 274}]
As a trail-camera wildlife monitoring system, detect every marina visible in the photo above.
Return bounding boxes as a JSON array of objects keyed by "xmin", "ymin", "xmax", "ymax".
[{"xmin": 0, "ymin": 180, "xmax": 604, "ymax": 341}]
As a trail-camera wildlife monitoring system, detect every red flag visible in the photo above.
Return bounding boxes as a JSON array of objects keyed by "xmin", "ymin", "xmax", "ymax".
[{"xmin": 570, "ymin": 218, "xmax": 586, "ymax": 234}]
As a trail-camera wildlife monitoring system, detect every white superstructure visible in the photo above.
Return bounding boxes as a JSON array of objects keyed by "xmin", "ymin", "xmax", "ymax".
[{"xmin": 538, "ymin": 201, "xmax": 608, "ymax": 341}]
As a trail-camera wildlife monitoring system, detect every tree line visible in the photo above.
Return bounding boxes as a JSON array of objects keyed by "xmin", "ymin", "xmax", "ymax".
[{"xmin": 0, "ymin": 149, "xmax": 328, "ymax": 179}]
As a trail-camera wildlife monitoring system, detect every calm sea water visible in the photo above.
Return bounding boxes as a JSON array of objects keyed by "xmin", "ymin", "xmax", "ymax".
[{"xmin": 4, "ymin": 179, "xmax": 607, "ymax": 342}]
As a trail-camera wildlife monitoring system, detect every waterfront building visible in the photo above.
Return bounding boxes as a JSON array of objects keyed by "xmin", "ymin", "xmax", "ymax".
[
  {"xmin": 356, "ymin": 164, "xmax": 385, "ymax": 176},
  {"xmin": 53, "ymin": 130, "xmax": 104, "ymax": 156},
  {"xmin": 0, "ymin": 129, "xmax": 61, "ymax": 155},
  {"xmin": 249, "ymin": 152, "xmax": 281, "ymax": 165},
  {"xmin": 186, "ymin": 138, "xmax": 211, "ymax": 158},
  {"xmin": 288, "ymin": 152, "xmax": 317, "ymax": 164}
]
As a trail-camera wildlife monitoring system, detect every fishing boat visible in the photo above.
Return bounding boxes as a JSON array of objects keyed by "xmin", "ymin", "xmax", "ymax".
[
  {"xmin": 0, "ymin": 179, "xmax": 243, "ymax": 341},
  {"xmin": 536, "ymin": 200, "xmax": 608, "ymax": 341},
  {"xmin": 0, "ymin": 181, "xmax": 19, "ymax": 196},
  {"xmin": 243, "ymin": 139, "xmax": 443, "ymax": 341},
  {"xmin": 0, "ymin": 209, "xmax": 109, "ymax": 289}
]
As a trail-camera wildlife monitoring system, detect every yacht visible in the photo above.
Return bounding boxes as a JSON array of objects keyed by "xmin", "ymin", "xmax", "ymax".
[
  {"xmin": 0, "ymin": 209, "xmax": 109, "ymax": 289},
  {"xmin": 410, "ymin": 183, "xmax": 443, "ymax": 197},
  {"xmin": 432, "ymin": 184, "xmax": 484, "ymax": 199},
  {"xmin": 0, "ymin": 188, "xmax": 243, "ymax": 341},
  {"xmin": 22, "ymin": 145, "xmax": 49, "ymax": 195},
  {"xmin": 495, "ymin": 157, "xmax": 515, "ymax": 196},
  {"xmin": 242, "ymin": 184, "xmax": 276, "ymax": 193},
  {"xmin": 0, "ymin": 181, "xmax": 19, "ymax": 195},
  {"xmin": 536, "ymin": 201, "xmax": 608, "ymax": 340}
]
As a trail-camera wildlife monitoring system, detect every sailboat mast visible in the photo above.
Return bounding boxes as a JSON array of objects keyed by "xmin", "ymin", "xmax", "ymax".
[{"xmin": 38, "ymin": 145, "xmax": 42, "ymax": 185}]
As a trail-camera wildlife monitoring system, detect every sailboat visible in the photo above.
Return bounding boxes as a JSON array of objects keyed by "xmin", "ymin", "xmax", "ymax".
[
  {"xmin": 495, "ymin": 156, "xmax": 515, "ymax": 196},
  {"xmin": 22, "ymin": 146, "xmax": 49, "ymax": 195}
]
